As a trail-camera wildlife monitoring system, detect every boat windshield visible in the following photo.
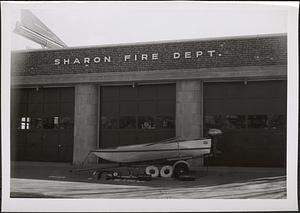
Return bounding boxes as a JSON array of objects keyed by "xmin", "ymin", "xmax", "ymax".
[{"xmin": 144, "ymin": 137, "xmax": 180, "ymax": 146}]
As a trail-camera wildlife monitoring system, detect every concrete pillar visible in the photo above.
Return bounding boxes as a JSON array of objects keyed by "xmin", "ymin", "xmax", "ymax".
[
  {"xmin": 176, "ymin": 80, "xmax": 204, "ymax": 167},
  {"xmin": 176, "ymin": 80, "xmax": 203, "ymax": 139},
  {"xmin": 73, "ymin": 84, "xmax": 98, "ymax": 164}
]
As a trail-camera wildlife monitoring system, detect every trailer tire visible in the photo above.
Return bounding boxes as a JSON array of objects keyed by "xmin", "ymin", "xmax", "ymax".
[
  {"xmin": 92, "ymin": 171, "xmax": 102, "ymax": 180},
  {"xmin": 173, "ymin": 161, "xmax": 190, "ymax": 178},
  {"xmin": 112, "ymin": 171, "xmax": 119, "ymax": 177},
  {"xmin": 160, "ymin": 165, "xmax": 173, "ymax": 178},
  {"xmin": 145, "ymin": 166, "xmax": 159, "ymax": 178}
]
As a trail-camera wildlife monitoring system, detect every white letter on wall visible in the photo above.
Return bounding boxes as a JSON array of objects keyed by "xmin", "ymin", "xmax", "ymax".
[
  {"xmin": 94, "ymin": 57, "xmax": 101, "ymax": 63},
  {"xmin": 173, "ymin": 52, "xmax": 181, "ymax": 59},
  {"xmin": 141, "ymin": 54, "xmax": 148, "ymax": 61},
  {"xmin": 73, "ymin": 58, "xmax": 81, "ymax": 64},
  {"xmin": 185, "ymin": 52, "xmax": 191, "ymax": 58},
  {"xmin": 54, "ymin": 59, "xmax": 60, "ymax": 65},
  {"xmin": 207, "ymin": 50, "xmax": 216, "ymax": 57},
  {"xmin": 196, "ymin": 51, "xmax": 203, "ymax": 58},
  {"xmin": 124, "ymin": 55, "xmax": 131, "ymax": 61},
  {"xmin": 152, "ymin": 53, "xmax": 158, "ymax": 60},
  {"xmin": 84, "ymin": 58, "xmax": 90, "ymax": 64},
  {"xmin": 63, "ymin": 59, "xmax": 70, "ymax": 65},
  {"xmin": 104, "ymin": 56, "xmax": 111, "ymax": 63}
]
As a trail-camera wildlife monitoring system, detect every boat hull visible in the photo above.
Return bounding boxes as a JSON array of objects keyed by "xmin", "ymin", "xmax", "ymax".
[{"xmin": 91, "ymin": 139, "xmax": 211, "ymax": 163}]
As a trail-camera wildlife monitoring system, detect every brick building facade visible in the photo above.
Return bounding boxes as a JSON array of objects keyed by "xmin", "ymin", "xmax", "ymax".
[{"xmin": 10, "ymin": 34, "xmax": 287, "ymax": 166}]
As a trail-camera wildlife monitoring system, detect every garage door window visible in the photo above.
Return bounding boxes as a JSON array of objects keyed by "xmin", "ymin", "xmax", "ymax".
[
  {"xmin": 119, "ymin": 116, "xmax": 136, "ymax": 129},
  {"xmin": 60, "ymin": 117, "xmax": 74, "ymax": 129},
  {"xmin": 268, "ymin": 114, "xmax": 286, "ymax": 129},
  {"xmin": 101, "ymin": 116, "xmax": 118, "ymax": 129},
  {"xmin": 205, "ymin": 115, "xmax": 246, "ymax": 130},
  {"xmin": 248, "ymin": 115, "xmax": 268, "ymax": 128},
  {"xmin": 42, "ymin": 117, "xmax": 60, "ymax": 129},
  {"xmin": 156, "ymin": 115, "xmax": 175, "ymax": 129},
  {"xmin": 31, "ymin": 117, "xmax": 43, "ymax": 129},
  {"xmin": 19, "ymin": 117, "xmax": 30, "ymax": 130},
  {"xmin": 138, "ymin": 116, "xmax": 156, "ymax": 129},
  {"xmin": 205, "ymin": 114, "xmax": 286, "ymax": 131}
]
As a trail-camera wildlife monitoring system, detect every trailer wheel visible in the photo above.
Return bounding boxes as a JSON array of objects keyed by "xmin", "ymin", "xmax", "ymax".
[
  {"xmin": 160, "ymin": 165, "xmax": 173, "ymax": 178},
  {"xmin": 112, "ymin": 171, "xmax": 119, "ymax": 177},
  {"xmin": 92, "ymin": 171, "xmax": 102, "ymax": 180},
  {"xmin": 173, "ymin": 161, "xmax": 190, "ymax": 178},
  {"xmin": 145, "ymin": 166, "xmax": 159, "ymax": 178}
]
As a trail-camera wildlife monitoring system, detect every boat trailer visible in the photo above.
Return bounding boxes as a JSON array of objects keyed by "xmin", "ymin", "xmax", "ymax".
[{"xmin": 69, "ymin": 154, "xmax": 216, "ymax": 181}]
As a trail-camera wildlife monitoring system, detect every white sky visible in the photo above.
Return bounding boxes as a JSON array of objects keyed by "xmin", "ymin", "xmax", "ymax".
[{"xmin": 5, "ymin": 2, "xmax": 291, "ymax": 50}]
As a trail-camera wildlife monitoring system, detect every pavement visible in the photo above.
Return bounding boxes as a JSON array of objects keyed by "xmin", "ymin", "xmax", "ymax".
[{"xmin": 10, "ymin": 161, "xmax": 286, "ymax": 199}]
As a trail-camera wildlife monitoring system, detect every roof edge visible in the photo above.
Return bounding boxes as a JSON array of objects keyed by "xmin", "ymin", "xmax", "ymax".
[{"xmin": 12, "ymin": 32, "xmax": 287, "ymax": 54}]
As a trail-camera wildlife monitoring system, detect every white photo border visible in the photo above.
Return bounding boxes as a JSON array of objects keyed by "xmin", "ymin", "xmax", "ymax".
[{"xmin": 1, "ymin": 1, "xmax": 298, "ymax": 212}]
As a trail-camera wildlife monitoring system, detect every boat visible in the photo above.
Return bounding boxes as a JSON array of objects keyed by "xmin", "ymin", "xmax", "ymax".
[
  {"xmin": 91, "ymin": 137, "xmax": 212, "ymax": 163},
  {"xmin": 75, "ymin": 131, "xmax": 221, "ymax": 179}
]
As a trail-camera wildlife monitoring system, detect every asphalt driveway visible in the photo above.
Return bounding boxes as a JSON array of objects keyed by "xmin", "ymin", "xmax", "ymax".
[{"xmin": 10, "ymin": 162, "xmax": 286, "ymax": 199}]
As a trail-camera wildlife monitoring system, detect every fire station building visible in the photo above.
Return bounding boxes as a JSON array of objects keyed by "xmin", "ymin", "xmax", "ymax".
[{"xmin": 10, "ymin": 33, "xmax": 287, "ymax": 166}]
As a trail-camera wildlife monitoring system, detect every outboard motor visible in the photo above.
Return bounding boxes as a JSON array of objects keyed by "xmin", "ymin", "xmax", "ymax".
[{"xmin": 208, "ymin": 128, "xmax": 223, "ymax": 155}]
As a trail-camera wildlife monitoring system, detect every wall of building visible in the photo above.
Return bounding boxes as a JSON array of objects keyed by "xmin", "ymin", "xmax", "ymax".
[
  {"xmin": 10, "ymin": 34, "xmax": 288, "ymax": 166},
  {"xmin": 11, "ymin": 35, "xmax": 287, "ymax": 76},
  {"xmin": 11, "ymin": 65, "xmax": 287, "ymax": 87},
  {"xmin": 11, "ymin": 35, "xmax": 287, "ymax": 86}
]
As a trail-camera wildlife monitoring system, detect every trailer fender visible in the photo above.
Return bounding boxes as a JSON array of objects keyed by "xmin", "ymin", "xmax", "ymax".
[{"xmin": 173, "ymin": 160, "xmax": 190, "ymax": 169}]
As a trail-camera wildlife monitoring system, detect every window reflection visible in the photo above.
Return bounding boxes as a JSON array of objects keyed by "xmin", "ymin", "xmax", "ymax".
[
  {"xmin": 204, "ymin": 115, "xmax": 246, "ymax": 130},
  {"xmin": 268, "ymin": 114, "xmax": 286, "ymax": 129},
  {"xmin": 225, "ymin": 115, "xmax": 246, "ymax": 129},
  {"xmin": 205, "ymin": 114, "xmax": 286, "ymax": 131},
  {"xmin": 18, "ymin": 117, "xmax": 30, "ymax": 130},
  {"xmin": 138, "ymin": 116, "xmax": 156, "ymax": 129},
  {"xmin": 54, "ymin": 117, "xmax": 59, "ymax": 127},
  {"xmin": 119, "ymin": 116, "xmax": 136, "ymax": 129},
  {"xmin": 20, "ymin": 116, "xmax": 74, "ymax": 130},
  {"xmin": 31, "ymin": 118, "xmax": 43, "ymax": 129},
  {"xmin": 42, "ymin": 117, "xmax": 60, "ymax": 129},
  {"xmin": 248, "ymin": 115, "xmax": 268, "ymax": 128},
  {"xmin": 60, "ymin": 117, "xmax": 74, "ymax": 129},
  {"xmin": 156, "ymin": 116, "xmax": 175, "ymax": 129},
  {"xmin": 204, "ymin": 115, "xmax": 219, "ymax": 130},
  {"xmin": 101, "ymin": 116, "xmax": 118, "ymax": 129}
]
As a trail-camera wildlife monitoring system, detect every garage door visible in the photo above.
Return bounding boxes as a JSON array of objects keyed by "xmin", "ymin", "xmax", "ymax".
[
  {"xmin": 11, "ymin": 87, "xmax": 74, "ymax": 162},
  {"xmin": 203, "ymin": 80, "xmax": 287, "ymax": 167},
  {"xmin": 100, "ymin": 84, "xmax": 175, "ymax": 148}
]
